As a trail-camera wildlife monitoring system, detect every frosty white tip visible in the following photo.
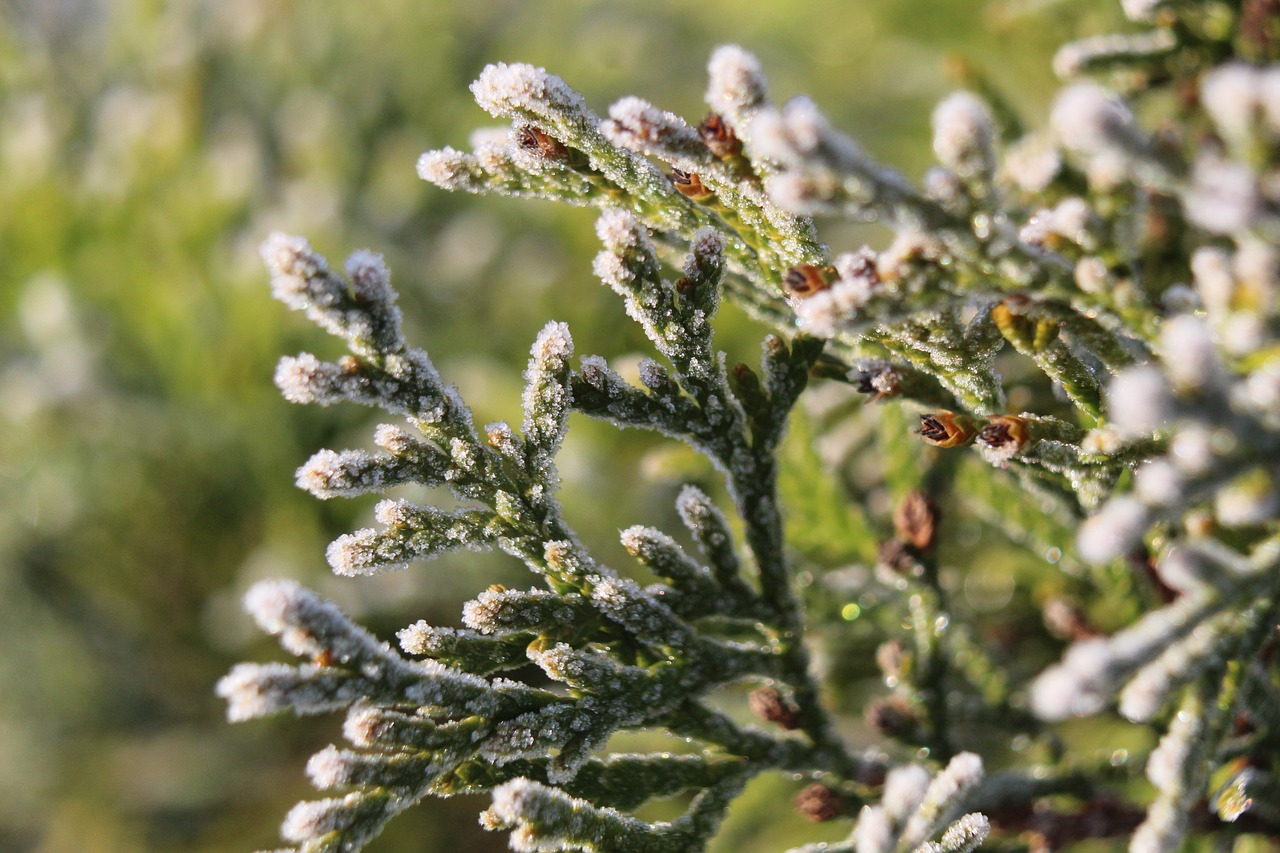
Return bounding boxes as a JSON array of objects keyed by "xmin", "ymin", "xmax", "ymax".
[
  {"xmin": 261, "ymin": 232, "xmax": 323, "ymax": 278},
  {"xmin": 281, "ymin": 794, "xmax": 363, "ymax": 843},
  {"xmin": 1160, "ymin": 315, "xmax": 1220, "ymax": 392},
  {"xmin": 882, "ymin": 764, "xmax": 932, "ymax": 822},
  {"xmin": 1077, "ymin": 496, "xmax": 1150, "ymax": 565},
  {"xmin": 1106, "ymin": 365, "xmax": 1172, "ymax": 438},
  {"xmin": 470, "ymin": 62, "xmax": 584, "ymax": 121},
  {"xmin": 345, "ymin": 249, "xmax": 395, "ymax": 305},
  {"xmin": 1201, "ymin": 63, "xmax": 1263, "ymax": 143},
  {"xmin": 706, "ymin": 45, "xmax": 768, "ymax": 118},
  {"xmin": 417, "ymin": 148, "xmax": 480, "ymax": 191},
  {"xmin": 1051, "ymin": 83, "xmax": 1136, "ymax": 158},
  {"xmin": 932, "ymin": 92, "xmax": 995, "ymax": 177}
]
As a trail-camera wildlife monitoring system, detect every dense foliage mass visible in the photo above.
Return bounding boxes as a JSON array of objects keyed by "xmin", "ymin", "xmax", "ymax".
[{"xmin": 220, "ymin": 1, "xmax": 1280, "ymax": 851}]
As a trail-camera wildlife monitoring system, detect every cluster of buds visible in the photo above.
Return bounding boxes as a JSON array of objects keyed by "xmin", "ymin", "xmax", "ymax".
[{"xmin": 916, "ymin": 411, "xmax": 1086, "ymax": 469}]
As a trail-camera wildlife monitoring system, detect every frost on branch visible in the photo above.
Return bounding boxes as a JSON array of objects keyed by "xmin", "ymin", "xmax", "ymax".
[
  {"xmin": 227, "ymin": 4, "xmax": 1280, "ymax": 851},
  {"xmin": 227, "ymin": 228, "xmax": 861, "ymax": 851}
]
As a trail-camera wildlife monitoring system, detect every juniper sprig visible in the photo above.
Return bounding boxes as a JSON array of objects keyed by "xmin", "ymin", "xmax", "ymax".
[{"xmin": 223, "ymin": 2, "xmax": 1280, "ymax": 850}]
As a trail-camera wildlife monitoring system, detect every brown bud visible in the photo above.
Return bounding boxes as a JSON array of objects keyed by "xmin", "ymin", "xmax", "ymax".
[
  {"xmin": 865, "ymin": 696, "xmax": 921, "ymax": 738},
  {"xmin": 517, "ymin": 126, "xmax": 570, "ymax": 161},
  {"xmin": 669, "ymin": 168, "xmax": 715, "ymax": 202},
  {"xmin": 749, "ymin": 686, "xmax": 801, "ymax": 730},
  {"xmin": 917, "ymin": 411, "xmax": 979, "ymax": 448},
  {"xmin": 794, "ymin": 783, "xmax": 845, "ymax": 822},
  {"xmin": 894, "ymin": 489, "xmax": 939, "ymax": 552},
  {"xmin": 979, "ymin": 415, "xmax": 1032, "ymax": 455},
  {"xmin": 698, "ymin": 113, "xmax": 743, "ymax": 159},
  {"xmin": 312, "ymin": 649, "xmax": 336, "ymax": 667},
  {"xmin": 338, "ymin": 355, "xmax": 362, "ymax": 375},
  {"xmin": 782, "ymin": 264, "xmax": 837, "ymax": 298}
]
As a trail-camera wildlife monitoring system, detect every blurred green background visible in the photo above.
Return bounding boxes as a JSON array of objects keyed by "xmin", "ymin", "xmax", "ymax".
[{"xmin": 0, "ymin": 1, "xmax": 1122, "ymax": 850}]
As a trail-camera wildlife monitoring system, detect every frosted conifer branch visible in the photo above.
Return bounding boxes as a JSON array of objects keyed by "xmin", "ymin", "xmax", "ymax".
[
  {"xmin": 602, "ymin": 97, "xmax": 707, "ymax": 168},
  {"xmin": 790, "ymin": 759, "xmax": 988, "ymax": 853},
  {"xmin": 1053, "ymin": 29, "xmax": 1178, "ymax": 79},
  {"xmin": 1033, "ymin": 535, "xmax": 1280, "ymax": 763},
  {"xmin": 706, "ymin": 45, "xmax": 770, "ymax": 135},
  {"xmin": 217, "ymin": 581, "xmax": 550, "ymax": 728},
  {"xmin": 396, "ymin": 624, "xmax": 532, "ymax": 676},
  {"xmin": 926, "ymin": 813, "xmax": 990, "ymax": 853},
  {"xmin": 753, "ymin": 95, "xmax": 953, "ymax": 236},
  {"xmin": 325, "ymin": 503, "xmax": 499, "ymax": 576},
  {"xmin": 295, "ymin": 440, "xmax": 447, "ymax": 499},
  {"xmin": 619, "ymin": 525, "xmax": 724, "ymax": 607},
  {"xmin": 1131, "ymin": 676, "xmax": 1224, "ymax": 853},
  {"xmin": 230, "ymin": 11, "xmax": 1280, "ymax": 852},
  {"xmin": 262, "ymin": 233, "xmax": 404, "ymax": 355},
  {"xmin": 521, "ymin": 321, "xmax": 574, "ymax": 486},
  {"xmin": 899, "ymin": 752, "xmax": 985, "ymax": 851},
  {"xmin": 675, "ymin": 485, "xmax": 758, "ymax": 605},
  {"xmin": 485, "ymin": 778, "xmax": 667, "ymax": 852},
  {"xmin": 602, "ymin": 96, "xmax": 826, "ymax": 271},
  {"xmin": 281, "ymin": 792, "xmax": 396, "ymax": 851},
  {"xmin": 460, "ymin": 586, "xmax": 598, "ymax": 634}
]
